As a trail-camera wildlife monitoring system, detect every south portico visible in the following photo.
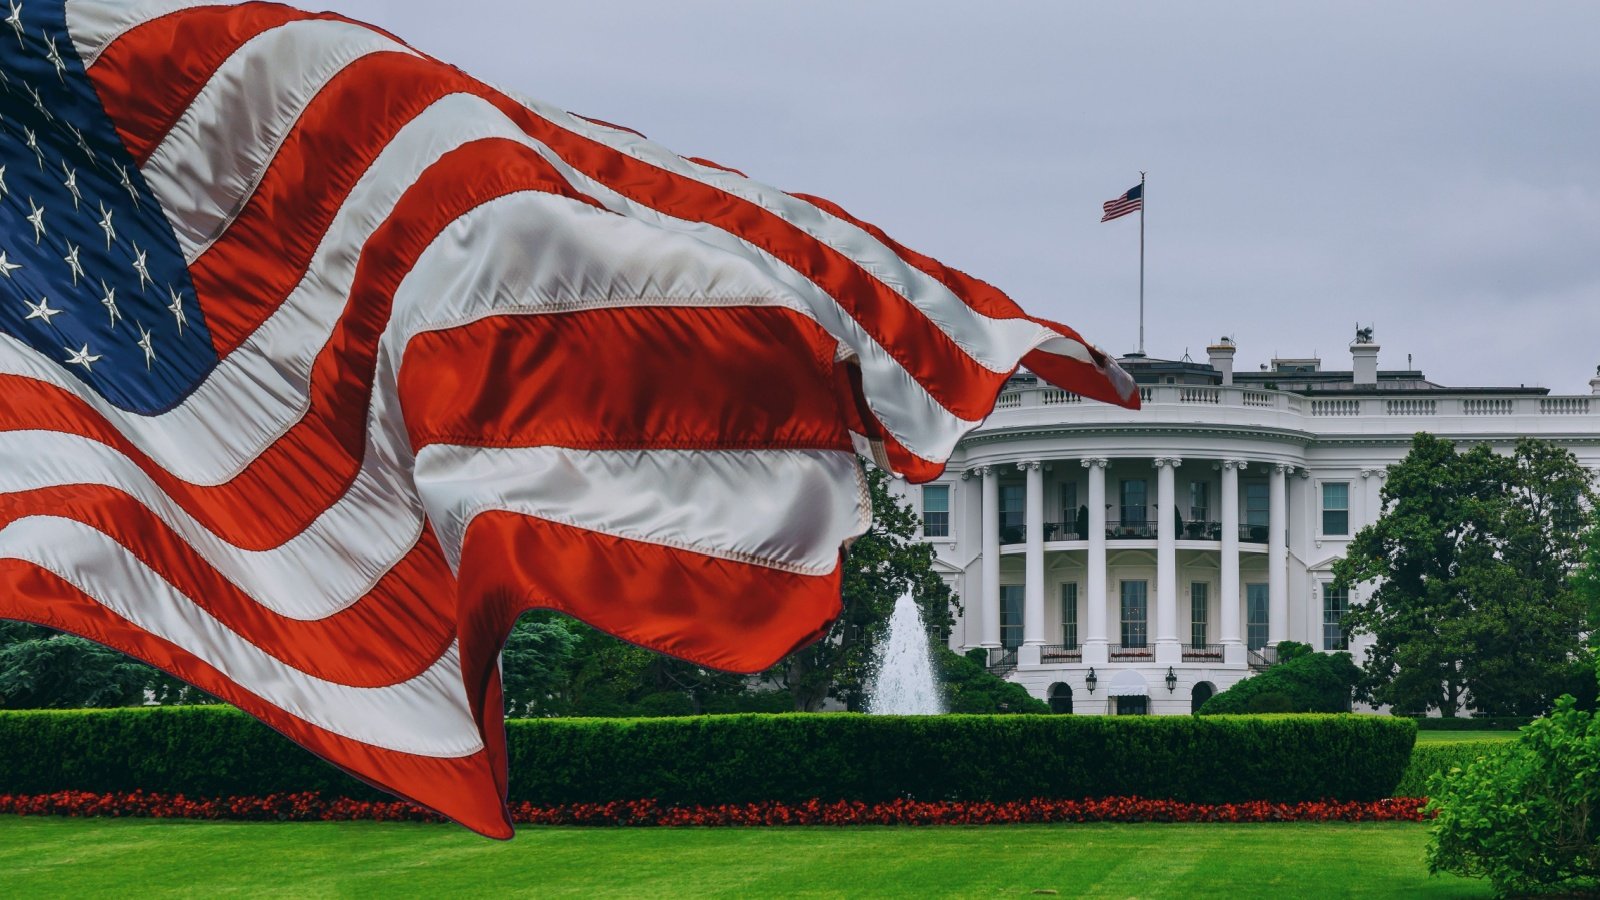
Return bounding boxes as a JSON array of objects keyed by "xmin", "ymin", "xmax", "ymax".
[{"xmin": 956, "ymin": 451, "xmax": 1302, "ymax": 682}]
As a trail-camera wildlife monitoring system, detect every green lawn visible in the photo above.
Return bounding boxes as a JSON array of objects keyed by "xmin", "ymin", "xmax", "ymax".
[
  {"xmin": 0, "ymin": 817, "xmax": 1489, "ymax": 898},
  {"xmin": 1414, "ymin": 731, "xmax": 1519, "ymax": 744}
]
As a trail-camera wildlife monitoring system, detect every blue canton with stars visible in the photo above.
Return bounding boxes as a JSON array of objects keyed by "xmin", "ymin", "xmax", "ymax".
[{"xmin": 1, "ymin": 0, "xmax": 216, "ymax": 414}]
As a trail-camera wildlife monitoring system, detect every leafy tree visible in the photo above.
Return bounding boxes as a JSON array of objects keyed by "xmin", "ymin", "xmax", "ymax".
[
  {"xmin": 1573, "ymin": 508, "xmax": 1600, "ymax": 646},
  {"xmin": 1196, "ymin": 650, "xmax": 1360, "ymax": 715},
  {"xmin": 934, "ymin": 648, "xmax": 1049, "ymax": 714},
  {"xmin": 500, "ymin": 614, "xmax": 581, "ymax": 717},
  {"xmin": 767, "ymin": 464, "xmax": 957, "ymax": 712},
  {"xmin": 1333, "ymin": 435, "xmax": 1594, "ymax": 717},
  {"xmin": 0, "ymin": 623, "xmax": 153, "ymax": 709}
]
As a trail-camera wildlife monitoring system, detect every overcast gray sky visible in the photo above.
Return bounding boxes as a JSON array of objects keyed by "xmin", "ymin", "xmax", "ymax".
[{"xmin": 321, "ymin": 1, "xmax": 1600, "ymax": 393}]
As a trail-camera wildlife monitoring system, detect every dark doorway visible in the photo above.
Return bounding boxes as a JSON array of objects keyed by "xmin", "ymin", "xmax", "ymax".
[
  {"xmin": 1114, "ymin": 696, "xmax": 1148, "ymax": 715},
  {"xmin": 1048, "ymin": 682, "xmax": 1073, "ymax": 714},
  {"xmin": 1192, "ymin": 681, "xmax": 1216, "ymax": 714}
]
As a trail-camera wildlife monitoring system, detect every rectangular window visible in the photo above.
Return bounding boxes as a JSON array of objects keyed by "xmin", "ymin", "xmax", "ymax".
[
  {"xmin": 1120, "ymin": 479, "xmax": 1148, "ymax": 527},
  {"xmin": 1323, "ymin": 584, "xmax": 1349, "ymax": 650},
  {"xmin": 1000, "ymin": 585, "xmax": 1024, "ymax": 650},
  {"xmin": 1190, "ymin": 582, "xmax": 1209, "ymax": 648},
  {"xmin": 1000, "ymin": 484, "xmax": 1025, "ymax": 544},
  {"xmin": 1189, "ymin": 481, "xmax": 1210, "ymax": 523},
  {"xmin": 1059, "ymin": 482, "xmax": 1078, "ymax": 537},
  {"xmin": 921, "ymin": 484, "xmax": 950, "ymax": 537},
  {"xmin": 1321, "ymin": 482, "xmax": 1350, "ymax": 536},
  {"xmin": 1245, "ymin": 483, "xmax": 1270, "ymax": 527},
  {"xmin": 1060, "ymin": 583, "xmax": 1079, "ymax": 648},
  {"xmin": 1120, "ymin": 580, "xmax": 1148, "ymax": 648},
  {"xmin": 1246, "ymin": 583, "xmax": 1269, "ymax": 650}
]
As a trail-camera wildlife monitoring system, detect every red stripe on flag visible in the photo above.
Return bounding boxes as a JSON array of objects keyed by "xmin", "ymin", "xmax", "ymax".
[
  {"xmin": 399, "ymin": 305, "xmax": 852, "ymax": 453},
  {"xmin": 0, "ymin": 561, "xmax": 512, "ymax": 839},
  {"xmin": 87, "ymin": 2, "xmax": 325, "ymax": 164},
  {"xmin": 453, "ymin": 513, "xmax": 843, "ymax": 713},
  {"xmin": 187, "ymin": 50, "xmax": 464, "ymax": 356},
  {"xmin": 0, "ymin": 484, "xmax": 454, "ymax": 686}
]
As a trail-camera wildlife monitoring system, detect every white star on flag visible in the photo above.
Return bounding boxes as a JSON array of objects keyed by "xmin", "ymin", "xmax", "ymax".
[
  {"xmin": 0, "ymin": 251, "xmax": 18, "ymax": 278},
  {"xmin": 61, "ymin": 163, "xmax": 81, "ymax": 210},
  {"xmin": 97, "ymin": 202, "xmax": 114, "ymax": 249},
  {"xmin": 25, "ymin": 197, "xmax": 44, "ymax": 243},
  {"xmin": 131, "ymin": 244, "xmax": 152, "ymax": 292},
  {"xmin": 0, "ymin": 163, "xmax": 8, "ymax": 200},
  {"xmin": 166, "ymin": 285, "xmax": 187, "ymax": 333},
  {"xmin": 70, "ymin": 124, "xmax": 94, "ymax": 163},
  {"xmin": 24, "ymin": 126, "xmax": 42, "ymax": 168},
  {"xmin": 26, "ymin": 84, "xmax": 51, "ymax": 123},
  {"xmin": 64, "ymin": 343, "xmax": 102, "ymax": 372},
  {"xmin": 23, "ymin": 296, "xmax": 60, "ymax": 325},
  {"xmin": 135, "ymin": 322, "xmax": 155, "ymax": 370},
  {"xmin": 4, "ymin": 2, "xmax": 20, "ymax": 49},
  {"xmin": 42, "ymin": 28, "xmax": 66, "ymax": 82},
  {"xmin": 116, "ymin": 163, "xmax": 139, "ymax": 206},
  {"xmin": 99, "ymin": 280, "xmax": 120, "ymax": 328},
  {"xmin": 63, "ymin": 241, "xmax": 83, "ymax": 285}
]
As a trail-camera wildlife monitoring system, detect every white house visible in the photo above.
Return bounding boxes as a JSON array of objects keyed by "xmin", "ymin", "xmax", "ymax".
[{"xmin": 911, "ymin": 332, "xmax": 1600, "ymax": 715}]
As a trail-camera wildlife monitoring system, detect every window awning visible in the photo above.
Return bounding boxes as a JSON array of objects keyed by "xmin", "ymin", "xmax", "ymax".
[{"xmin": 1106, "ymin": 670, "xmax": 1149, "ymax": 697}]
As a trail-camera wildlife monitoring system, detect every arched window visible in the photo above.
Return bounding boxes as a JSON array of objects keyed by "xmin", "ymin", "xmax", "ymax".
[
  {"xmin": 1192, "ymin": 681, "xmax": 1216, "ymax": 714},
  {"xmin": 1048, "ymin": 682, "xmax": 1074, "ymax": 715}
]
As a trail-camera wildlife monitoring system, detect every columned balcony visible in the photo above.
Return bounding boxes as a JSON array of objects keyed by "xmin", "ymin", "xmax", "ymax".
[{"xmin": 969, "ymin": 454, "xmax": 1292, "ymax": 670}]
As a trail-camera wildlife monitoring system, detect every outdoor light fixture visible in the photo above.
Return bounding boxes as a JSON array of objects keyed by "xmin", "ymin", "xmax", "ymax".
[
  {"xmin": 1085, "ymin": 667, "xmax": 1098, "ymax": 694},
  {"xmin": 1165, "ymin": 667, "xmax": 1178, "ymax": 693}
]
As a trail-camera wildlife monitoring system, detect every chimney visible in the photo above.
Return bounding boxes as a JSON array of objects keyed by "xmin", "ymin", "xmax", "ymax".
[
  {"xmin": 1207, "ymin": 337, "xmax": 1236, "ymax": 386},
  {"xmin": 1350, "ymin": 327, "xmax": 1379, "ymax": 385}
]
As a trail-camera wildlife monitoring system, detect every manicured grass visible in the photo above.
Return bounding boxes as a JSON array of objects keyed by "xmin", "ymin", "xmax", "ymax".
[
  {"xmin": 1414, "ymin": 731, "xmax": 1519, "ymax": 744},
  {"xmin": 0, "ymin": 817, "xmax": 1489, "ymax": 897}
]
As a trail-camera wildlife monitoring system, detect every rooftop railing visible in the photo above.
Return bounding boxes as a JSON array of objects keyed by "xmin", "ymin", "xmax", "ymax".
[{"xmin": 990, "ymin": 384, "xmax": 1595, "ymax": 420}]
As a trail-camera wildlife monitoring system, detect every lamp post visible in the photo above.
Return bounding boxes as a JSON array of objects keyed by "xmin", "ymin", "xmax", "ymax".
[
  {"xmin": 1165, "ymin": 666, "xmax": 1178, "ymax": 693},
  {"xmin": 1085, "ymin": 667, "xmax": 1098, "ymax": 694}
]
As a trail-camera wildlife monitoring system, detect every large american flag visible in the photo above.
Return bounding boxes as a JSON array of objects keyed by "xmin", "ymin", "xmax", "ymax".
[
  {"xmin": 1101, "ymin": 183, "xmax": 1144, "ymax": 222},
  {"xmin": 0, "ymin": 0, "xmax": 1137, "ymax": 836}
]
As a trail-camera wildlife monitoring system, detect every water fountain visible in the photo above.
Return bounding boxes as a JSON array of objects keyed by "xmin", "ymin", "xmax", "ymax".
[{"xmin": 865, "ymin": 591, "xmax": 945, "ymax": 715}]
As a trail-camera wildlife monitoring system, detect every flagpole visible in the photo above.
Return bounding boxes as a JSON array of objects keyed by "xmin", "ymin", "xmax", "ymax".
[{"xmin": 1138, "ymin": 171, "xmax": 1146, "ymax": 356}]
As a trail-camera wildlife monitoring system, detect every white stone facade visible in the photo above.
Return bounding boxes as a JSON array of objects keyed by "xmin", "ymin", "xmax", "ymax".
[{"xmin": 909, "ymin": 340, "xmax": 1600, "ymax": 715}]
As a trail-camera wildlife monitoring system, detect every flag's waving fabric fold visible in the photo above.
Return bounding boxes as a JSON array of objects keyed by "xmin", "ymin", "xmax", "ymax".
[{"xmin": 0, "ymin": 0, "xmax": 1138, "ymax": 836}]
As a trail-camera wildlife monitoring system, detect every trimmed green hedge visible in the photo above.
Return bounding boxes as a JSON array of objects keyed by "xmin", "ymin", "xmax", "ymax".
[
  {"xmin": 1412, "ymin": 716, "xmax": 1531, "ymax": 731},
  {"xmin": 1393, "ymin": 742, "xmax": 1511, "ymax": 797},
  {"xmin": 0, "ymin": 708, "xmax": 1415, "ymax": 805}
]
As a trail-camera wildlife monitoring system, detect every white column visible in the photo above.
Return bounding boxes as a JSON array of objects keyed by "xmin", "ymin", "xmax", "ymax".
[
  {"xmin": 1082, "ymin": 458, "xmax": 1109, "ymax": 665},
  {"xmin": 1219, "ymin": 460, "xmax": 1245, "ymax": 665},
  {"xmin": 1154, "ymin": 458, "xmax": 1181, "ymax": 663},
  {"xmin": 1020, "ymin": 460, "xmax": 1045, "ymax": 665},
  {"xmin": 979, "ymin": 466, "xmax": 1000, "ymax": 649},
  {"xmin": 1268, "ymin": 463, "xmax": 1289, "ymax": 645}
]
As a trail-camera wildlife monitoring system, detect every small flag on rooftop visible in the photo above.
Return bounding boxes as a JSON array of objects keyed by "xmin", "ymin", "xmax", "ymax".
[{"xmin": 1101, "ymin": 183, "xmax": 1144, "ymax": 222}]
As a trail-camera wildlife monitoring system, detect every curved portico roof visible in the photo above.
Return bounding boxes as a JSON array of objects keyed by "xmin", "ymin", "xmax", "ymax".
[{"xmin": 1106, "ymin": 669, "xmax": 1149, "ymax": 697}]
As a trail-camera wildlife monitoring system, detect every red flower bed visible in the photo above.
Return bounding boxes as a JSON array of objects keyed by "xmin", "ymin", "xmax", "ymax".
[{"xmin": 0, "ymin": 791, "xmax": 1432, "ymax": 826}]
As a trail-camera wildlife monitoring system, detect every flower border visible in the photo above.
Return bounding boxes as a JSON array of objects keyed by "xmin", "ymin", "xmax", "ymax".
[{"xmin": 0, "ymin": 792, "xmax": 1431, "ymax": 826}]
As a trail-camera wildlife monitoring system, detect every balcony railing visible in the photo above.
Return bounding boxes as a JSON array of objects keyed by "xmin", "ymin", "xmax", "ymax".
[
  {"xmin": 987, "ymin": 647, "xmax": 1018, "ymax": 677},
  {"xmin": 1040, "ymin": 643, "xmax": 1082, "ymax": 663},
  {"xmin": 1108, "ymin": 643, "xmax": 1154, "ymax": 661},
  {"xmin": 1247, "ymin": 646, "xmax": 1278, "ymax": 671},
  {"xmin": 1182, "ymin": 643, "xmax": 1224, "ymax": 662},
  {"xmin": 998, "ymin": 519, "xmax": 1270, "ymax": 544}
]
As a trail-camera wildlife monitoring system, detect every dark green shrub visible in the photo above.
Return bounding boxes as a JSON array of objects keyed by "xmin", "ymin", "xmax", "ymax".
[
  {"xmin": 1393, "ymin": 742, "xmax": 1508, "ymax": 798},
  {"xmin": 1246, "ymin": 692, "xmax": 1294, "ymax": 713},
  {"xmin": 935, "ymin": 649, "xmax": 1050, "ymax": 714},
  {"xmin": 1198, "ymin": 652, "xmax": 1359, "ymax": 714},
  {"xmin": 1426, "ymin": 697, "xmax": 1600, "ymax": 895},
  {"xmin": 0, "ymin": 708, "xmax": 1415, "ymax": 805}
]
